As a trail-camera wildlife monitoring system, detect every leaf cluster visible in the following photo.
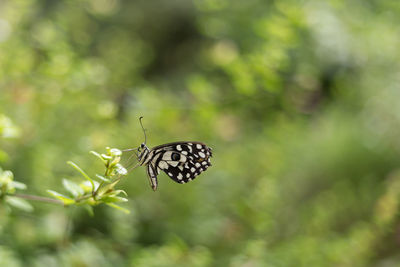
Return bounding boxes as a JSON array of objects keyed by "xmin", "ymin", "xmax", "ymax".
[
  {"xmin": 0, "ymin": 167, "xmax": 32, "ymax": 212},
  {"xmin": 47, "ymin": 147, "xmax": 130, "ymax": 214}
]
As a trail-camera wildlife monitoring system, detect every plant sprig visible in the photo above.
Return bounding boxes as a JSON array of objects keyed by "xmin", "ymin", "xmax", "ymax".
[
  {"xmin": 0, "ymin": 167, "xmax": 34, "ymax": 212},
  {"xmin": 47, "ymin": 147, "xmax": 130, "ymax": 214},
  {"xmin": 0, "ymin": 147, "xmax": 131, "ymax": 214},
  {"xmin": 1, "ymin": 115, "xmax": 132, "ymax": 214}
]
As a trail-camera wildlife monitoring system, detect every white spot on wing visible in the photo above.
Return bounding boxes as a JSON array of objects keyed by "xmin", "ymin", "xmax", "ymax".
[
  {"xmin": 162, "ymin": 151, "xmax": 173, "ymax": 161},
  {"xmin": 199, "ymin": 152, "xmax": 206, "ymax": 158},
  {"xmin": 158, "ymin": 161, "xmax": 168, "ymax": 169},
  {"xmin": 196, "ymin": 144, "xmax": 202, "ymax": 149},
  {"xmin": 191, "ymin": 167, "xmax": 195, "ymax": 173},
  {"xmin": 177, "ymin": 173, "xmax": 183, "ymax": 180},
  {"xmin": 176, "ymin": 145, "xmax": 182, "ymax": 151},
  {"xmin": 195, "ymin": 163, "xmax": 201, "ymax": 168},
  {"xmin": 186, "ymin": 173, "xmax": 191, "ymax": 178},
  {"xmin": 181, "ymin": 151, "xmax": 188, "ymax": 155},
  {"xmin": 179, "ymin": 155, "xmax": 187, "ymax": 162},
  {"xmin": 168, "ymin": 161, "xmax": 179, "ymax": 167}
]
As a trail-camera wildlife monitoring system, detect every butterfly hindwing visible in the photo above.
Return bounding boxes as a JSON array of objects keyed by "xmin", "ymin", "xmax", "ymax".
[{"xmin": 146, "ymin": 162, "xmax": 159, "ymax": 191}]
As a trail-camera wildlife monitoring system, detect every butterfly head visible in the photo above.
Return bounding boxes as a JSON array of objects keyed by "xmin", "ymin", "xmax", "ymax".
[
  {"xmin": 137, "ymin": 142, "xmax": 150, "ymax": 164},
  {"xmin": 137, "ymin": 143, "xmax": 146, "ymax": 154}
]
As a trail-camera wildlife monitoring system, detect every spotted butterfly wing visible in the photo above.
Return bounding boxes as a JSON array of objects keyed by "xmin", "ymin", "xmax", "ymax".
[{"xmin": 143, "ymin": 142, "xmax": 212, "ymax": 190}]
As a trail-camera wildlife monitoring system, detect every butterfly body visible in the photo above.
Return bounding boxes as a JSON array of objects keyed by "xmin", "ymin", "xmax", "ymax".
[{"xmin": 138, "ymin": 141, "xmax": 213, "ymax": 191}]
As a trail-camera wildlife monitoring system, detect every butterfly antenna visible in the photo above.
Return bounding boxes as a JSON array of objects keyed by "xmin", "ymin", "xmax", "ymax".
[{"xmin": 139, "ymin": 116, "xmax": 147, "ymax": 144}]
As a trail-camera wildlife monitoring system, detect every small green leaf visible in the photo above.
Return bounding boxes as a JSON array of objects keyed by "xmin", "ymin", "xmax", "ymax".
[
  {"xmin": 67, "ymin": 161, "xmax": 95, "ymax": 191},
  {"xmin": 110, "ymin": 148, "xmax": 122, "ymax": 156},
  {"xmin": 80, "ymin": 180, "xmax": 99, "ymax": 193},
  {"xmin": 102, "ymin": 196, "xmax": 128, "ymax": 203},
  {"xmin": 10, "ymin": 181, "xmax": 27, "ymax": 190},
  {"xmin": 95, "ymin": 174, "xmax": 111, "ymax": 182},
  {"xmin": 90, "ymin": 151, "xmax": 106, "ymax": 163},
  {"xmin": 47, "ymin": 190, "xmax": 75, "ymax": 205},
  {"xmin": 109, "ymin": 157, "xmax": 121, "ymax": 168},
  {"xmin": 97, "ymin": 179, "xmax": 119, "ymax": 196},
  {"xmin": 106, "ymin": 203, "xmax": 130, "ymax": 214},
  {"xmin": 5, "ymin": 196, "xmax": 34, "ymax": 212},
  {"xmin": 114, "ymin": 189, "xmax": 128, "ymax": 197},
  {"xmin": 62, "ymin": 179, "xmax": 84, "ymax": 197},
  {"xmin": 101, "ymin": 154, "xmax": 112, "ymax": 160}
]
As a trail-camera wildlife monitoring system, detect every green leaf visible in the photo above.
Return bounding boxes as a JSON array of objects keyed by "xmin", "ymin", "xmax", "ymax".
[
  {"xmin": 95, "ymin": 174, "xmax": 112, "ymax": 182},
  {"xmin": 90, "ymin": 151, "xmax": 106, "ymax": 163},
  {"xmin": 101, "ymin": 154, "xmax": 112, "ymax": 160},
  {"xmin": 114, "ymin": 189, "xmax": 128, "ymax": 197},
  {"xmin": 80, "ymin": 180, "xmax": 99, "ymax": 193},
  {"xmin": 10, "ymin": 181, "xmax": 27, "ymax": 190},
  {"xmin": 97, "ymin": 179, "xmax": 119, "ymax": 196},
  {"xmin": 102, "ymin": 196, "xmax": 128, "ymax": 203},
  {"xmin": 67, "ymin": 161, "xmax": 95, "ymax": 191},
  {"xmin": 5, "ymin": 196, "xmax": 34, "ymax": 212},
  {"xmin": 47, "ymin": 190, "xmax": 75, "ymax": 205},
  {"xmin": 109, "ymin": 157, "xmax": 121, "ymax": 168},
  {"xmin": 106, "ymin": 203, "xmax": 130, "ymax": 214},
  {"xmin": 62, "ymin": 179, "xmax": 84, "ymax": 197},
  {"xmin": 110, "ymin": 148, "xmax": 122, "ymax": 156}
]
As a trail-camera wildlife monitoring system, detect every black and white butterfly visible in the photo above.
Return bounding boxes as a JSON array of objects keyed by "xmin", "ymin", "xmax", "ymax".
[{"xmin": 127, "ymin": 117, "xmax": 213, "ymax": 191}]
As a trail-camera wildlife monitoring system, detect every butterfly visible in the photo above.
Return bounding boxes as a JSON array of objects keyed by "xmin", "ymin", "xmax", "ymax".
[{"xmin": 126, "ymin": 117, "xmax": 213, "ymax": 191}]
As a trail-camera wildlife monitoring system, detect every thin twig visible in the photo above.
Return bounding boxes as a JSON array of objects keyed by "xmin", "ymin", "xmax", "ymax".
[{"xmin": 13, "ymin": 193, "xmax": 64, "ymax": 205}]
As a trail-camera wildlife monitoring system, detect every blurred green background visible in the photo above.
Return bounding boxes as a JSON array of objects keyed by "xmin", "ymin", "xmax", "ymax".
[{"xmin": 1, "ymin": 0, "xmax": 400, "ymax": 266}]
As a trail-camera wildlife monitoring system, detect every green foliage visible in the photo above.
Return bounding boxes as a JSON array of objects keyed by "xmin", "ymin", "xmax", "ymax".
[
  {"xmin": 0, "ymin": 114, "xmax": 31, "ymax": 212},
  {"xmin": 1, "ymin": 0, "xmax": 400, "ymax": 266},
  {"xmin": 47, "ymin": 147, "xmax": 129, "ymax": 213},
  {"xmin": 0, "ymin": 167, "xmax": 32, "ymax": 212}
]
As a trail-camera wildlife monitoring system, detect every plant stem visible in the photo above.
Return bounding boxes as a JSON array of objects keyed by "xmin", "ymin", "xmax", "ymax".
[
  {"xmin": 93, "ymin": 161, "xmax": 111, "ymax": 198},
  {"xmin": 13, "ymin": 193, "xmax": 64, "ymax": 205}
]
